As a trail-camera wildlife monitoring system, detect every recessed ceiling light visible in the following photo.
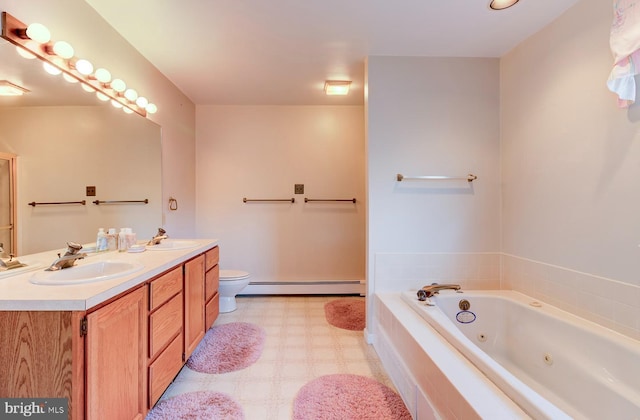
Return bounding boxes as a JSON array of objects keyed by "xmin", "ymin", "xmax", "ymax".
[
  {"xmin": 489, "ymin": 0, "xmax": 519, "ymax": 10},
  {"xmin": 0, "ymin": 80, "xmax": 29, "ymax": 96},
  {"xmin": 324, "ymin": 80, "xmax": 351, "ymax": 95}
]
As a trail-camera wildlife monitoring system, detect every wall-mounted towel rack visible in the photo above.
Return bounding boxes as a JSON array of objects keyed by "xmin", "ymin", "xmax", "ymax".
[
  {"xmin": 28, "ymin": 200, "xmax": 86, "ymax": 207},
  {"xmin": 243, "ymin": 198, "xmax": 295, "ymax": 203},
  {"xmin": 92, "ymin": 199, "xmax": 149, "ymax": 205},
  {"xmin": 304, "ymin": 198, "xmax": 356, "ymax": 203},
  {"xmin": 396, "ymin": 173, "xmax": 477, "ymax": 182}
]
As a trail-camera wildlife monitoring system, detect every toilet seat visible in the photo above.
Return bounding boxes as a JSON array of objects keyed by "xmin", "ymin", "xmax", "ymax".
[{"xmin": 220, "ymin": 269, "xmax": 250, "ymax": 281}]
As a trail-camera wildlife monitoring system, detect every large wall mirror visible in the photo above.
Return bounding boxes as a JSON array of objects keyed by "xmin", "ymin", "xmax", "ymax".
[{"xmin": 0, "ymin": 38, "xmax": 162, "ymax": 256}]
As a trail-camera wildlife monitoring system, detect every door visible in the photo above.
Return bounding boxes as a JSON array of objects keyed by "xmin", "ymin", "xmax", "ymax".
[{"xmin": 0, "ymin": 152, "xmax": 16, "ymax": 256}]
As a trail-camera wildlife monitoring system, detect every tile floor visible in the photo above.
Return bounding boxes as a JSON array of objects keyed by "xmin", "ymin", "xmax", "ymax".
[{"xmin": 158, "ymin": 295, "xmax": 398, "ymax": 419}]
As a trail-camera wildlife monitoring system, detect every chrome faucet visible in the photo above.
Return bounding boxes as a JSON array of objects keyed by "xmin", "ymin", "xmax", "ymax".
[
  {"xmin": 147, "ymin": 228, "xmax": 168, "ymax": 246},
  {"xmin": 46, "ymin": 242, "xmax": 87, "ymax": 271},
  {"xmin": 417, "ymin": 283, "xmax": 462, "ymax": 301}
]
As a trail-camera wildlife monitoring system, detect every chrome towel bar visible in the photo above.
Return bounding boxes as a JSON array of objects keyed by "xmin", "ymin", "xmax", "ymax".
[
  {"xmin": 28, "ymin": 200, "xmax": 86, "ymax": 207},
  {"xmin": 396, "ymin": 173, "xmax": 477, "ymax": 182},
  {"xmin": 243, "ymin": 198, "xmax": 295, "ymax": 203},
  {"xmin": 92, "ymin": 199, "xmax": 149, "ymax": 205},
  {"xmin": 304, "ymin": 198, "xmax": 356, "ymax": 203}
]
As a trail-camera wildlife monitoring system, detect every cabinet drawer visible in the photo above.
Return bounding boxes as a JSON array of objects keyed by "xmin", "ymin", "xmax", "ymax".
[
  {"xmin": 205, "ymin": 246, "xmax": 219, "ymax": 272},
  {"xmin": 205, "ymin": 265, "xmax": 219, "ymax": 301},
  {"xmin": 149, "ymin": 293, "xmax": 182, "ymax": 360},
  {"xmin": 205, "ymin": 292, "xmax": 220, "ymax": 331},
  {"xmin": 149, "ymin": 266, "xmax": 182, "ymax": 310},
  {"xmin": 148, "ymin": 333, "xmax": 183, "ymax": 408}
]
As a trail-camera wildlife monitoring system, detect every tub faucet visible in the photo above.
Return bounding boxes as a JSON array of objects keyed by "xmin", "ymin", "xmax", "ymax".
[
  {"xmin": 417, "ymin": 283, "xmax": 462, "ymax": 301},
  {"xmin": 46, "ymin": 242, "xmax": 87, "ymax": 271},
  {"xmin": 147, "ymin": 228, "xmax": 168, "ymax": 246}
]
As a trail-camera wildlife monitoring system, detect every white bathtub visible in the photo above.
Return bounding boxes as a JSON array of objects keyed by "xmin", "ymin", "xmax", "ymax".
[{"xmin": 401, "ymin": 290, "xmax": 640, "ymax": 420}]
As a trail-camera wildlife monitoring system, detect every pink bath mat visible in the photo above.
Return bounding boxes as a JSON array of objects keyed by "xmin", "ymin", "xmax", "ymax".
[
  {"xmin": 186, "ymin": 322, "xmax": 265, "ymax": 374},
  {"xmin": 146, "ymin": 391, "xmax": 244, "ymax": 419},
  {"xmin": 324, "ymin": 298, "xmax": 365, "ymax": 330},
  {"xmin": 293, "ymin": 374, "xmax": 411, "ymax": 420}
]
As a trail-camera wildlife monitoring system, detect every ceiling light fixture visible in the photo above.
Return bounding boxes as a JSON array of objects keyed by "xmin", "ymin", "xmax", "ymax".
[
  {"xmin": 0, "ymin": 12, "xmax": 157, "ymax": 117},
  {"xmin": 0, "ymin": 80, "xmax": 29, "ymax": 96},
  {"xmin": 489, "ymin": 0, "xmax": 519, "ymax": 10},
  {"xmin": 324, "ymin": 80, "xmax": 351, "ymax": 96}
]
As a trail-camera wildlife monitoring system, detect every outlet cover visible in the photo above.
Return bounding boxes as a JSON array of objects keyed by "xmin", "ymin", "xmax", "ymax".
[
  {"xmin": 86, "ymin": 186, "xmax": 96, "ymax": 196},
  {"xmin": 294, "ymin": 184, "xmax": 304, "ymax": 194}
]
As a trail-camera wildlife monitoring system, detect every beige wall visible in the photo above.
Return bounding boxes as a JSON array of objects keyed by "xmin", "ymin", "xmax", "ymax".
[
  {"xmin": 0, "ymin": 0, "xmax": 197, "ymax": 238},
  {"xmin": 501, "ymin": 0, "xmax": 640, "ymax": 338},
  {"xmin": 195, "ymin": 105, "xmax": 365, "ymax": 285},
  {"xmin": 366, "ymin": 56, "xmax": 502, "ymax": 334}
]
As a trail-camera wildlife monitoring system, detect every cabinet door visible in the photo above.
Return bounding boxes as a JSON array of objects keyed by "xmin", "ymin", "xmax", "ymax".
[
  {"xmin": 184, "ymin": 254, "xmax": 205, "ymax": 359},
  {"xmin": 86, "ymin": 287, "xmax": 148, "ymax": 420}
]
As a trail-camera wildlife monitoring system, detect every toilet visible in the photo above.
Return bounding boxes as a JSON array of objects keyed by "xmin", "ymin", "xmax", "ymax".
[{"xmin": 218, "ymin": 269, "xmax": 250, "ymax": 313}]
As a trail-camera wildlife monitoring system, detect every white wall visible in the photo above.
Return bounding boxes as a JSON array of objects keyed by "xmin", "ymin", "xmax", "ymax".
[
  {"xmin": 501, "ymin": 0, "xmax": 640, "ymax": 338},
  {"xmin": 0, "ymin": 0, "xmax": 197, "ymax": 238},
  {"xmin": 366, "ymin": 57, "xmax": 502, "ymax": 332},
  {"xmin": 195, "ymin": 105, "xmax": 365, "ymax": 287}
]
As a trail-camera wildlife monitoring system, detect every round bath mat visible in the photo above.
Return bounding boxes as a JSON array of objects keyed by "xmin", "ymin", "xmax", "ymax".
[
  {"xmin": 186, "ymin": 322, "xmax": 265, "ymax": 374},
  {"xmin": 293, "ymin": 374, "xmax": 411, "ymax": 420},
  {"xmin": 146, "ymin": 391, "xmax": 244, "ymax": 419},
  {"xmin": 324, "ymin": 298, "xmax": 365, "ymax": 330}
]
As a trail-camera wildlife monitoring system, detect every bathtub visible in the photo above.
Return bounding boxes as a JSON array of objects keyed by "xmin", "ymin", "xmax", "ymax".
[{"xmin": 400, "ymin": 290, "xmax": 640, "ymax": 420}]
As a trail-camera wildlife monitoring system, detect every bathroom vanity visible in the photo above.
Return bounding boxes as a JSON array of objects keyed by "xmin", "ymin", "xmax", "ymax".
[{"xmin": 0, "ymin": 239, "xmax": 219, "ymax": 420}]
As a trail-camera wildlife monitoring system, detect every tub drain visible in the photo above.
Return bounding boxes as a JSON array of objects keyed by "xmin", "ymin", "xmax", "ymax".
[
  {"xmin": 543, "ymin": 353, "xmax": 554, "ymax": 365},
  {"xmin": 477, "ymin": 333, "xmax": 487, "ymax": 342}
]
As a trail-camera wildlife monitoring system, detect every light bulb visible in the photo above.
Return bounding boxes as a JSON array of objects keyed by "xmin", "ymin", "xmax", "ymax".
[
  {"xmin": 111, "ymin": 99, "xmax": 123, "ymax": 109},
  {"xmin": 75, "ymin": 59, "xmax": 94, "ymax": 75},
  {"xmin": 53, "ymin": 41, "xmax": 74, "ymax": 59},
  {"xmin": 489, "ymin": 0, "xmax": 519, "ymax": 10},
  {"xmin": 111, "ymin": 78, "xmax": 126, "ymax": 93},
  {"xmin": 63, "ymin": 73, "xmax": 78, "ymax": 83},
  {"xmin": 123, "ymin": 107, "xmax": 134, "ymax": 114},
  {"xmin": 94, "ymin": 68, "xmax": 111, "ymax": 83},
  {"xmin": 43, "ymin": 62, "xmax": 61, "ymax": 75},
  {"xmin": 145, "ymin": 103, "xmax": 158, "ymax": 114},
  {"xmin": 136, "ymin": 96, "xmax": 148, "ymax": 108},
  {"xmin": 96, "ymin": 92, "xmax": 109, "ymax": 101},
  {"xmin": 81, "ymin": 83, "xmax": 95, "ymax": 92},
  {"xmin": 124, "ymin": 89, "xmax": 138, "ymax": 102},
  {"xmin": 25, "ymin": 23, "xmax": 51, "ymax": 44}
]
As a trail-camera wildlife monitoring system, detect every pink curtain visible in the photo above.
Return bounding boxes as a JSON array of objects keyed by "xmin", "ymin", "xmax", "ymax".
[{"xmin": 607, "ymin": 0, "xmax": 640, "ymax": 108}]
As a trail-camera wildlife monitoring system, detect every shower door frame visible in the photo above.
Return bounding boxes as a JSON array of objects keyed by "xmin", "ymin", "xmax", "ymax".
[{"xmin": 0, "ymin": 152, "xmax": 17, "ymax": 256}]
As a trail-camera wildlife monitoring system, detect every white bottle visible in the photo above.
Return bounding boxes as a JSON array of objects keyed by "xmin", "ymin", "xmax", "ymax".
[
  {"xmin": 107, "ymin": 228, "xmax": 117, "ymax": 251},
  {"xmin": 118, "ymin": 228, "xmax": 127, "ymax": 252},
  {"xmin": 96, "ymin": 228, "xmax": 108, "ymax": 252}
]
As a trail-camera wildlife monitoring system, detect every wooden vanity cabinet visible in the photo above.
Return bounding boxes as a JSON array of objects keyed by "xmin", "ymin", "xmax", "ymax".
[
  {"xmin": 0, "ymin": 245, "xmax": 220, "ymax": 420},
  {"xmin": 85, "ymin": 286, "xmax": 147, "ymax": 420},
  {"xmin": 183, "ymin": 254, "xmax": 205, "ymax": 359},
  {"xmin": 204, "ymin": 246, "xmax": 220, "ymax": 330},
  {"xmin": 147, "ymin": 266, "xmax": 183, "ymax": 407}
]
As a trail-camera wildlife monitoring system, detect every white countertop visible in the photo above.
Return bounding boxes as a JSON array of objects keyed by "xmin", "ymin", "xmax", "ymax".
[{"xmin": 0, "ymin": 239, "xmax": 218, "ymax": 311}]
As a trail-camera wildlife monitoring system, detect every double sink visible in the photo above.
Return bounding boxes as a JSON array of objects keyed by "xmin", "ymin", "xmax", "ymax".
[{"xmin": 3, "ymin": 240, "xmax": 199, "ymax": 286}]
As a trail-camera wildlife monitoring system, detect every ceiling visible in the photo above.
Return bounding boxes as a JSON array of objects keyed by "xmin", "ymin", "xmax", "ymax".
[{"xmin": 84, "ymin": 0, "xmax": 579, "ymax": 106}]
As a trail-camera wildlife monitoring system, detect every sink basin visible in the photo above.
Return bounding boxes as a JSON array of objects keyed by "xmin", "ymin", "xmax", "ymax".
[
  {"xmin": 146, "ymin": 240, "xmax": 198, "ymax": 251},
  {"xmin": 30, "ymin": 260, "xmax": 144, "ymax": 285}
]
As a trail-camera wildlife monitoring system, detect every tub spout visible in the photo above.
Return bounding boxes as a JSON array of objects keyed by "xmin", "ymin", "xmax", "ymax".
[{"xmin": 417, "ymin": 283, "xmax": 461, "ymax": 301}]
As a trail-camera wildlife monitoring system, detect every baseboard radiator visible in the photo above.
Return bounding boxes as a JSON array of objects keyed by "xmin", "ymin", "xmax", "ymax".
[{"xmin": 241, "ymin": 280, "xmax": 365, "ymax": 295}]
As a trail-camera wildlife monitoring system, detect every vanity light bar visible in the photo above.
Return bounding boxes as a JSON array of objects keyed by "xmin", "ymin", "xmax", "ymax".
[{"xmin": 0, "ymin": 12, "xmax": 157, "ymax": 118}]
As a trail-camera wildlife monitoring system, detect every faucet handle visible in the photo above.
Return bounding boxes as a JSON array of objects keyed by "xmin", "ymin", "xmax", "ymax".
[{"xmin": 66, "ymin": 242, "xmax": 83, "ymax": 254}]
